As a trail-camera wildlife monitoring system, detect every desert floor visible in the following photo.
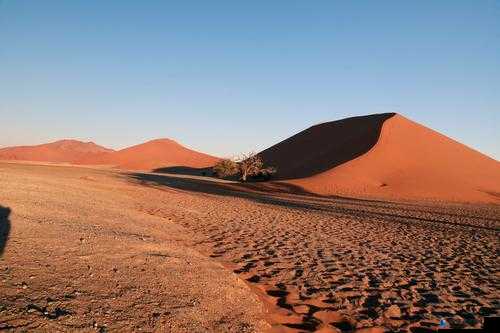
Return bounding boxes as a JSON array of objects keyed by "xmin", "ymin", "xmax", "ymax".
[{"xmin": 0, "ymin": 162, "xmax": 498, "ymax": 332}]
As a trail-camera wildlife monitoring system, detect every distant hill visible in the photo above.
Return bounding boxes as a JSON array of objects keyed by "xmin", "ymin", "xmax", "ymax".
[
  {"xmin": 0, "ymin": 140, "xmax": 114, "ymax": 164},
  {"xmin": 260, "ymin": 113, "xmax": 500, "ymax": 203},
  {"xmin": 87, "ymin": 138, "xmax": 219, "ymax": 171},
  {"xmin": 0, "ymin": 138, "xmax": 219, "ymax": 172}
]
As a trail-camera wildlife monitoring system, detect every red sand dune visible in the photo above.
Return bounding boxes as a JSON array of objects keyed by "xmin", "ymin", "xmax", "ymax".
[
  {"xmin": 92, "ymin": 138, "xmax": 220, "ymax": 171},
  {"xmin": 0, "ymin": 138, "xmax": 219, "ymax": 171},
  {"xmin": 0, "ymin": 139, "xmax": 114, "ymax": 164},
  {"xmin": 261, "ymin": 113, "xmax": 500, "ymax": 203}
]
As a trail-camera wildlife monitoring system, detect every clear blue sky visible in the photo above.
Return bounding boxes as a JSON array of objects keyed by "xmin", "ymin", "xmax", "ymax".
[{"xmin": 1, "ymin": 1, "xmax": 499, "ymax": 159}]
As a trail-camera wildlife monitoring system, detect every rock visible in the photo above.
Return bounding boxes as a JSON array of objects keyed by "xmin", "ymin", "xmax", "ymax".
[
  {"xmin": 313, "ymin": 310, "xmax": 345, "ymax": 323},
  {"xmin": 293, "ymin": 305, "xmax": 309, "ymax": 314},
  {"xmin": 315, "ymin": 326, "xmax": 341, "ymax": 333},
  {"xmin": 384, "ymin": 305, "xmax": 401, "ymax": 318}
]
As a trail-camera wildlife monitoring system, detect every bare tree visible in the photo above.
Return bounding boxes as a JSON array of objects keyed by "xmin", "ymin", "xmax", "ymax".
[
  {"xmin": 238, "ymin": 152, "xmax": 276, "ymax": 182},
  {"xmin": 238, "ymin": 152, "xmax": 264, "ymax": 182}
]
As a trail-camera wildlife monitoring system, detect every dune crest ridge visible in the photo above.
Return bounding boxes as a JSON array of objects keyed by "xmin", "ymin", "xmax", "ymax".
[{"xmin": 260, "ymin": 113, "xmax": 396, "ymax": 179}]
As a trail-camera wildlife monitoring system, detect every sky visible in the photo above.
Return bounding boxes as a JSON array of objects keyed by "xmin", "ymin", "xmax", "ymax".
[{"xmin": 1, "ymin": 1, "xmax": 499, "ymax": 159}]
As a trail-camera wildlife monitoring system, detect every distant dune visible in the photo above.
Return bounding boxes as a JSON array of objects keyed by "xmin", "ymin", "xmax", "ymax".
[
  {"xmin": 0, "ymin": 138, "xmax": 219, "ymax": 172},
  {"xmin": 261, "ymin": 113, "xmax": 500, "ymax": 203},
  {"xmin": 0, "ymin": 139, "xmax": 114, "ymax": 164},
  {"xmin": 90, "ymin": 138, "xmax": 219, "ymax": 171}
]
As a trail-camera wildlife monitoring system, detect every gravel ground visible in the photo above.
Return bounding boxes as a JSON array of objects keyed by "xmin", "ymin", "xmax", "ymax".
[{"xmin": 0, "ymin": 163, "xmax": 268, "ymax": 332}]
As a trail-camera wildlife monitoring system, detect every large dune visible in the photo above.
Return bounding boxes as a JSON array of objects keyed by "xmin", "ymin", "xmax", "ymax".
[
  {"xmin": 261, "ymin": 113, "xmax": 500, "ymax": 203},
  {"xmin": 0, "ymin": 139, "xmax": 114, "ymax": 164}
]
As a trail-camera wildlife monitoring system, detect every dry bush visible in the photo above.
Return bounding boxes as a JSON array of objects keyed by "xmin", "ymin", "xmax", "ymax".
[
  {"xmin": 213, "ymin": 159, "xmax": 239, "ymax": 178},
  {"xmin": 259, "ymin": 166, "xmax": 277, "ymax": 179}
]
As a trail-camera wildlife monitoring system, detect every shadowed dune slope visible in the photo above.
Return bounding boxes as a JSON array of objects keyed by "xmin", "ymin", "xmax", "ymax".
[
  {"xmin": 0, "ymin": 140, "xmax": 114, "ymax": 164},
  {"xmin": 91, "ymin": 138, "xmax": 220, "ymax": 171},
  {"xmin": 260, "ymin": 113, "xmax": 396, "ymax": 179},
  {"xmin": 269, "ymin": 114, "xmax": 500, "ymax": 202}
]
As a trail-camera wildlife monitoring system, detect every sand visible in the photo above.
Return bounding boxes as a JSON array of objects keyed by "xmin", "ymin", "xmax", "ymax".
[
  {"xmin": 260, "ymin": 113, "xmax": 394, "ymax": 180},
  {"xmin": 0, "ymin": 138, "xmax": 220, "ymax": 172},
  {"xmin": 2, "ymin": 162, "xmax": 497, "ymax": 331},
  {"xmin": 128, "ymin": 171, "xmax": 499, "ymax": 332},
  {"xmin": 92, "ymin": 138, "xmax": 219, "ymax": 171},
  {"xmin": 0, "ymin": 113, "xmax": 499, "ymax": 331},
  {"xmin": 2, "ymin": 113, "xmax": 499, "ymax": 203},
  {"xmin": 0, "ymin": 163, "xmax": 267, "ymax": 332},
  {"xmin": 260, "ymin": 113, "xmax": 500, "ymax": 203},
  {"xmin": 0, "ymin": 140, "xmax": 114, "ymax": 164}
]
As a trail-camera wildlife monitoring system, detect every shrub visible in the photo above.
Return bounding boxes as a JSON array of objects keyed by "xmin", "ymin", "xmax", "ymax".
[{"xmin": 212, "ymin": 159, "xmax": 239, "ymax": 178}]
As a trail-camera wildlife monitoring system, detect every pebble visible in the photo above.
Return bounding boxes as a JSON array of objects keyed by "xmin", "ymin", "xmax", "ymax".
[{"xmin": 384, "ymin": 305, "xmax": 401, "ymax": 318}]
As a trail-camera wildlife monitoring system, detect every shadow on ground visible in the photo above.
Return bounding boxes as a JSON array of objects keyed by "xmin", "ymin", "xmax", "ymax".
[
  {"xmin": 152, "ymin": 166, "xmax": 215, "ymax": 177},
  {"xmin": 0, "ymin": 205, "xmax": 11, "ymax": 257},
  {"xmin": 127, "ymin": 172, "xmax": 500, "ymax": 232}
]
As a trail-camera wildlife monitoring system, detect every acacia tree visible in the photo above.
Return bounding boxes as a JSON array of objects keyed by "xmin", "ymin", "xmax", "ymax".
[
  {"xmin": 237, "ymin": 152, "xmax": 277, "ymax": 182},
  {"xmin": 213, "ymin": 152, "xmax": 277, "ymax": 182},
  {"xmin": 238, "ymin": 152, "xmax": 264, "ymax": 182}
]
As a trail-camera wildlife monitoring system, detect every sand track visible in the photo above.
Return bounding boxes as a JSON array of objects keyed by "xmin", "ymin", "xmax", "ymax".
[{"xmin": 129, "ymin": 172, "xmax": 500, "ymax": 332}]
